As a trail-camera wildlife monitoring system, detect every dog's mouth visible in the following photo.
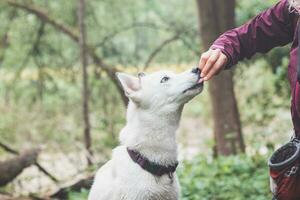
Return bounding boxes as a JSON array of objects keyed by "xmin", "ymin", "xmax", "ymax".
[{"xmin": 183, "ymin": 81, "xmax": 204, "ymax": 93}]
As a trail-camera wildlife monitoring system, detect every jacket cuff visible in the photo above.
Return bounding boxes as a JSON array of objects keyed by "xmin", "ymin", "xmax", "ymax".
[{"xmin": 210, "ymin": 44, "xmax": 234, "ymax": 69}]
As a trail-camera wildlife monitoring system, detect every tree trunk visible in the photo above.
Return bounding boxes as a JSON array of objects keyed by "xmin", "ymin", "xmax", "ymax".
[
  {"xmin": 196, "ymin": 0, "xmax": 245, "ymax": 155},
  {"xmin": 78, "ymin": 0, "xmax": 92, "ymax": 165},
  {"xmin": 0, "ymin": 149, "xmax": 40, "ymax": 186}
]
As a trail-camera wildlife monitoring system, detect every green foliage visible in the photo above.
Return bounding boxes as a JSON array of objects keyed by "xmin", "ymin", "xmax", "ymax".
[
  {"xmin": 179, "ymin": 154, "xmax": 271, "ymax": 200},
  {"xmin": 0, "ymin": 68, "xmax": 124, "ymax": 151},
  {"xmin": 0, "ymin": 0, "xmax": 286, "ymax": 69},
  {"xmin": 235, "ymin": 59, "xmax": 290, "ymax": 126},
  {"xmin": 236, "ymin": 0, "xmax": 277, "ymax": 25},
  {"xmin": 234, "ymin": 59, "xmax": 291, "ymax": 148},
  {"xmin": 0, "ymin": 0, "xmax": 199, "ymax": 69},
  {"xmin": 68, "ymin": 189, "xmax": 89, "ymax": 200}
]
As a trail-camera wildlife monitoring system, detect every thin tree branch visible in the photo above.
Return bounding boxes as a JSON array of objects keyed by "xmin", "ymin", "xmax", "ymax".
[
  {"xmin": 5, "ymin": 0, "xmax": 128, "ymax": 105},
  {"xmin": 6, "ymin": 0, "xmax": 79, "ymax": 42},
  {"xmin": 0, "ymin": 9, "xmax": 17, "ymax": 66},
  {"xmin": 178, "ymin": 35, "xmax": 201, "ymax": 55},
  {"xmin": 0, "ymin": 142, "xmax": 18, "ymax": 154},
  {"xmin": 12, "ymin": 21, "xmax": 46, "ymax": 88},
  {"xmin": 78, "ymin": 0, "xmax": 92, "ymax": 166},
  {"xmin": 95, "ymin": 22, "xmax": 168, "ymax": 48},
  {"xmin": 32, "ymin": 21, "xmax": 45, "ymax": 55},
  {"xmin": 148, "ymin": 9, "xmax": 201, "ymax": 55},
  {"xmin": 144, "ymin": 34, "xmax": 180, "ymax": 70}
]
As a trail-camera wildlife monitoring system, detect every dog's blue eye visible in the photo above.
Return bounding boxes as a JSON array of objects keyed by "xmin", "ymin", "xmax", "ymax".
[{"xmin": 160, "ymin": 76, "xmax": 170, "ymax": 83}]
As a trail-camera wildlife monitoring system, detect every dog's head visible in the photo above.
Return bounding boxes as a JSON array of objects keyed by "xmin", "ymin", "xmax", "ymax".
[{"xmin": 116, "ymin": 68, "xmax": 203, "ymax": 111}]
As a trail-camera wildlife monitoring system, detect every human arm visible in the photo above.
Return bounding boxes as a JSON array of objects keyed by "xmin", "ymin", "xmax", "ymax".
[{"xmin": 199, "ymin": 0, "xmax": 293, "ymax": 81}]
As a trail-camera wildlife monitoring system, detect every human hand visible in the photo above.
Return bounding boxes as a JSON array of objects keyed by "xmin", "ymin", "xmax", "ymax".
[{"xmin": 198, "ymin": 49, "xmax": 228, "ymax": 81}]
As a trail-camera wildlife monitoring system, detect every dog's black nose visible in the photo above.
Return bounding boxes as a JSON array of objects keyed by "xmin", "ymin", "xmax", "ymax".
[{"xmin": 191, "ymin": 67, "xmax": 200, "ymax": 74}]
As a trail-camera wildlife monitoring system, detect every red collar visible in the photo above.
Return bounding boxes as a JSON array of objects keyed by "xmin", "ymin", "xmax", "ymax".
[{"xmin": 127, "ymin": 147, "xmax": 178, "ymax": 177}]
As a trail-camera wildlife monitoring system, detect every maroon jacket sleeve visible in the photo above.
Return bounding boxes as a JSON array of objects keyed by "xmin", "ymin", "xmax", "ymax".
[{"xmin": 211, "ymin": 0, "xmax": 294, "ymax": 68}]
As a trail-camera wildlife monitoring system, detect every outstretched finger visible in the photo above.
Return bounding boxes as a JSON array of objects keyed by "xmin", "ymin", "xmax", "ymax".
[
  {"xmin": 201, "ymin": 50, "xmax": 220, "ymax": 78},
  {"xmin": 199, "ymin": 50, "xmax": 212, "ymax": 71},
  {"xmin": 203, "ymin": 55, "xmax": 227, "ymax": 81}
]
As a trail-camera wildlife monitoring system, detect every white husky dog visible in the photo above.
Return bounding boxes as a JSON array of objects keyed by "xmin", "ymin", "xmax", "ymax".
[{"xmin": 88, "ymin": 68, "xmax": 203, "ymax": 200}]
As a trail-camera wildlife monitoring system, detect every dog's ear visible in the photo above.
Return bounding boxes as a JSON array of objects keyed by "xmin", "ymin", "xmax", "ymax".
[{"xmin": 116, "ymin": 72, "xmax": 141, "ymax": 102}]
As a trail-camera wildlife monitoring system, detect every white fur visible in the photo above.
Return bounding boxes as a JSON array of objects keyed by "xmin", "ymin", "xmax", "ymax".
[{"xmin": 89, "ymin": 69, "xmax": 203, "ymax": 200}]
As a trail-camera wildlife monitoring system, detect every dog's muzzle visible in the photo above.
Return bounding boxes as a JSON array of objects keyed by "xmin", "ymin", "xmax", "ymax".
[{"xmin": 183, "ymin": 68, "xmax": 203, "ymax": 93}]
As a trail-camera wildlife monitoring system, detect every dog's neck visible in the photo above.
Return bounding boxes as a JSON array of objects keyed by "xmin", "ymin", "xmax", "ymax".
[{"xmin": 120, "ymin": 101, "xmax": 183, "ymax": 166}]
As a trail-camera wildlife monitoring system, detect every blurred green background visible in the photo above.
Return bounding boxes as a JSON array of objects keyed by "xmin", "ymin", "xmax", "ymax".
[{"xmin": 0, "ymin": 0, "xmax": 292, "ymax": 199}]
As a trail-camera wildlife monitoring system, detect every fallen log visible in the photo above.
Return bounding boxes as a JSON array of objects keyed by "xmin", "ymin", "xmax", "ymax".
[
  {"xmin": 0, "ymin": 193, "xmax": 47, "ymax": 200},
  {"xmin": 0, "ymin": 141, "xmax": 58, "ymax": 183},
  {"xmin": 0, "ymin": 194, "xmax": 35, "ymax": 200},
  {"xmin": 0, "ymin": 149, "xmax": 40, "ymax": 187},
  {"xmin": 0, "ymin": 194, "xmax": 25, "ymax": 200},
  {"xmin": 50, "ymin": 175, "xmax": 94, "ymax": 199}
]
